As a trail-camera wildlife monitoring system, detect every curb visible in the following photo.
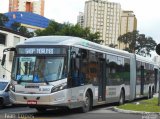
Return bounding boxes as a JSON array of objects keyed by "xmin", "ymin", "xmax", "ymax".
[{"xmin": 113, "ymin": 107, "xmax": 160, "ymax": 115}]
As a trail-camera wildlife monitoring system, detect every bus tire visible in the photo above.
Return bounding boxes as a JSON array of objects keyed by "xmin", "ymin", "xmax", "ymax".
[
  {"xmin": 36, "ymin": 107, "xmax": 46, "ymax": 112},
  {"xmin": 80, "ymin": 91, "xmax": 91, "ymax": 113},
  {"xmin": 118, "ymin": 89, "xmax": 125, "ymax": 105},
  {"xmin": 0, "ymin": 98, "xmax": 4, "ymax": 107}
]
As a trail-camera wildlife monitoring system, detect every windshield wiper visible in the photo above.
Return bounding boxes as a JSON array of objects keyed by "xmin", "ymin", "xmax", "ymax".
[{"xmin": 44, "ymin": 77, "xmax": 49, "ymax": 85}]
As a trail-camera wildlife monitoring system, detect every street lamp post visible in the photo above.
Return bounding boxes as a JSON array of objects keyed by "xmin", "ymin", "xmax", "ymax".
[{"xmin": 155, "ymin": 44, "xmax": 160, "ymax": 106}]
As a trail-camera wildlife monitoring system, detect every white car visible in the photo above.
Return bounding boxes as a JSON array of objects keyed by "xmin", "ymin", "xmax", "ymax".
[{"xmin": 0, "ymin": 79, "xmax": 11, "ymax": 107}]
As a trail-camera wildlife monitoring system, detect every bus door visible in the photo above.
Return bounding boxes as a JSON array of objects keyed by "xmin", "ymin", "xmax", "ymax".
[
  {"xmin": 140, "ymin": 66, "xmax": 145, "ymax": 95},
  {"xmin": 98, "ymin": 57, "xmax": 106, "ymax": 101}
]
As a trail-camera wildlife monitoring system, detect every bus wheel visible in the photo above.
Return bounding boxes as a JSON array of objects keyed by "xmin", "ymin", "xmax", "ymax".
[
  {"xmin": 36, "ymin": 107, "xmax": 46, "ymax": 112},
  {"xmin": 80, "ymin": 91, "xmax": 91, "ymax": 113},
  {"xmin": 119, "ymin": 90, "xmax": 125, "ymax": 105},
  {"xmin": 0, "ymin": 98, "xmax": 4, "ymax": 107}
]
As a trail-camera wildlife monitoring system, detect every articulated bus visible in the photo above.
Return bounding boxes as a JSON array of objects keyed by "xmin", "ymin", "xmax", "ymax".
[{"xmin": 1, "ymin": 36, "xmax": 159, "ymax": 112}]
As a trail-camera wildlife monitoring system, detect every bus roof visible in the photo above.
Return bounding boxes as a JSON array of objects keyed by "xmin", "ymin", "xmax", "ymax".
[
  {"xmin": 17, "ymin": 36, "xmax": 155, "ymax": 63},
  {"xmin": 136, "ymin": 54, "xmax": 154, "ymax": 64},
  {"xmin": 17, "ymin": 36, "xmax": 131, "ymax": 57}
]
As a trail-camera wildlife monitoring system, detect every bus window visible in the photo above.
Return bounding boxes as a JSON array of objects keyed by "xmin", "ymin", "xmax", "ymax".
[
  {"xmin": 88, "ymin": 51, "xmax": 98, "ymax": 85},
  {"xmin": 106, "ymin": 54, "xmax": 124, "ymax": 85},
  {"xmin": 70, "ymin": 48, "xmax": 87, "ymax": 87}
]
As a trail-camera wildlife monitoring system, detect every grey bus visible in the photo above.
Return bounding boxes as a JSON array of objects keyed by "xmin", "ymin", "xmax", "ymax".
[{"xmin": 1, "ymin": 36, "xmax": 159, "ymax": 112}]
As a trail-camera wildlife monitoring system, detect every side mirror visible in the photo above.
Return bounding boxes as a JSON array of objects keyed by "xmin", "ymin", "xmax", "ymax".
[
  {"xmin": 156, "ymin": 44, "xmax": 160, "ymax": 55},
  {"xmin": 1, "ymin": 54, "xmax": 6, "ymax": 66}
]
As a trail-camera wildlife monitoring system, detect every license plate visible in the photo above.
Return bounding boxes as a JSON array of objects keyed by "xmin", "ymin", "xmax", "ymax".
[{"xmin": 27, "ymin": 100, "xmax": 37, "ymax": 105}]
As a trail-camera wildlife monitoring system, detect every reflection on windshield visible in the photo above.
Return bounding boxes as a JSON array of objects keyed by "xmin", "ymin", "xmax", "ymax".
[
  {"xmin": 0, "ymin": 82, "xmax": 8, "ymax": 91},
  {"xmin": 12, "ymin": 56, "xmax": 65, "ymax": 82},
  {"xmin": 35, "ymin": 57, "xmax": 64, "ymax": 82},
  {"xmin": 16, "ymin": 57, "xmax": 35, "ymax": 81}
]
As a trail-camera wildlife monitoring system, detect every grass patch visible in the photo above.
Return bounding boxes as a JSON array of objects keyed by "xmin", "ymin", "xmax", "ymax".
[{"xmin": 117, "ymin": 98, "xmax": 160, "ymax": 112}]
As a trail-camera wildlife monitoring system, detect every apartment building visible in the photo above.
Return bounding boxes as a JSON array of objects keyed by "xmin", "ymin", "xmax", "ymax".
[
  {"xmin": 77, "ymin": 12, "xmax": 85, "ymax": 28},
  {"xmin": 0, "ymin": 27, "xmax": 27, "ymax": 79},
  {"xmin": 84, "ymin": 0, "xmax": 121, "ymax": 47},
  {"xmin": 9, "ymin": 0, "xmax": 45, "ymax": 16},
  {"xmin": 119, "ymin": 11, "xmax": 137, "ymax": 49}
]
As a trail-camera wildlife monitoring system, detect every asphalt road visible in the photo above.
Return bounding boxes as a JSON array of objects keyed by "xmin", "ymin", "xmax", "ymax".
[{"xmin": 0, "ymin": 105, "xmax": 148, "ymax": 119}]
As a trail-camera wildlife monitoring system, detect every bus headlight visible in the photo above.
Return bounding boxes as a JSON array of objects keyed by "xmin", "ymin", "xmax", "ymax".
[
  {"xmin": 51, "ymin": 83, "xmax": 67, "ymax": 93},
  {"xmin": 10, "ymin": 84, "xmax": 15, "ymax": 92}
]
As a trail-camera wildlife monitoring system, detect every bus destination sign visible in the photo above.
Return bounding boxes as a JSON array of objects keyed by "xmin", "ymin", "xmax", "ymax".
[
  {"xmin": 18, "ymin": 48, "xmax": 66, "ymax": 55},
  {"xmin": 25, "ymin": 48, "xmax": 53, "ymax": 54}
]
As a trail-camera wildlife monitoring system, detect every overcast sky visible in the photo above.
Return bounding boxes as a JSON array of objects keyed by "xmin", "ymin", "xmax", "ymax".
[{"xmin": 0, "ymin": 0, "xmax": 160, "ymax": 44}]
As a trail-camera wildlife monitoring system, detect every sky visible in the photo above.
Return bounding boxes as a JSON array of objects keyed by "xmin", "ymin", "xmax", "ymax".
[{"xmin": 0, "ymin": 0, "xmax": 160, "ymax": 44}]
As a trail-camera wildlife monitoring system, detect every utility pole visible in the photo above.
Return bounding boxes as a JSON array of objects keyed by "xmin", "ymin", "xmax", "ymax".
[
  {"xmin": 155, "ymin": 44, "xmax": 160, "ymax": 106},
  {"xmin": 158, "ymin": 77, "xmax": 160, "ymax": 106}
]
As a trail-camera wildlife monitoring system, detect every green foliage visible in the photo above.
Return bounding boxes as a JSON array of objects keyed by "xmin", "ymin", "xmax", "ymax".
[
  {"xmin": 118, "ymin": 98, "xmax": 160, "ymax": 112},
  {"xmin": 109, "ymin": 43, "xmax": 118, "ymax": 48},
  {"xmin": 11, "ymin": 22, "xmax": 21, "ymax": 31},
  {"xmin": 0, "ymin": 13, "xmax": 33, "ymax": 38},
  {"xmin": 0, "ymin": 13, "xmax": 8, "ymax": 26},
  {"xmin": 34, "ymin": 20, "xmax": 102, "ymax": 44},
  {"xmin": 10, "ymin": 22, "xmax": 34, "ymax": 38},
  {"xmin": 156, "ymin": 44, "xmax": 160, "ymax": 55},
  {"xmin": 34, "ymin": 20, "xmax": 63, "ymax": 36},
  {"xmin": 118, "ymin": 30, "xmax": 157, "ymax": 57},
  {"xmin": 18, "ymin": 26, "xmax": 34, "ymax": 38}
]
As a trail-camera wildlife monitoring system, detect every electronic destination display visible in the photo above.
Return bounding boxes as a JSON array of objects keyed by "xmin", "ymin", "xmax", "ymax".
[{"xmin": 17, "ymin": 48, "xmax": 67, "ymax": 55}]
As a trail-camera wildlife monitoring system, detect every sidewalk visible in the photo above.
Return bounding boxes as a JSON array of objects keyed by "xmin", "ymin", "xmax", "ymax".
[{"xmin": 154, "ymin": 93, "xmax": 158, "ymax": 98}]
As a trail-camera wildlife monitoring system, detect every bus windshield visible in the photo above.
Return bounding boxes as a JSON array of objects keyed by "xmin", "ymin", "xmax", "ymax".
[
  {"xmin": 0, "ymin": 82, "xmax": 8, "ymax": 91},
  {"xmin": 12, "ymin": 56, "xmax": 66, "ymax": 83}
]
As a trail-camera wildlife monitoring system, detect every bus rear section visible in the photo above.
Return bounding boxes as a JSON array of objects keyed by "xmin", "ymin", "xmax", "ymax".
[{"xmin": 135, "ymin": 56, "xmax": 157, "ymax": 99}]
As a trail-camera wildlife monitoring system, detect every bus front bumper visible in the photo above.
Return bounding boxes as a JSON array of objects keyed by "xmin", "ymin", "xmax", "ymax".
[{"xmin": 9, "ymin": 90, "xmax": 72, "ymax": 108}]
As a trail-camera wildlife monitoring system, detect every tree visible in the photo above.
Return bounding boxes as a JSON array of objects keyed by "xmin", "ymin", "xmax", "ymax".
[
  {"xmin": 118, "ymin": 30, "xmax": 157, "ymax": 57},
  {"xmin": 136, "ymin": 36, "xmax": 157, "ymax": 57},
  {"xmin": 0, "ymin": 13, "xmax": 9, "ymax": 26},
  {"xmin": 11, "ymin": 22, "xmax": 21, "ymax": 31},
  {"xmin": 18, "ymin": 26, "xmax": 34, "ymax": 38},
  {"xmin": 60, "ymin": 23, "xmax": 84, "ymax": 37},
  {"xmin": 10, "ymin": 22, "xmax": 34, "ymax": 38},
  {"xmin": 109, "ymin": 43, "xmax": 118, "ymax": 48},
  {"xmin": 34, "ymin": 20, "xmax": 102, "ymax": 44},
  {"xmin": 34, "ymin": 20, "xmax": 63, "ymax": 36},
  {"xmin": 0, "ymin": 14, "xmax": 33, "ymax": 38},
  {"xmin": 82, "ymin": 27, "xmax": 103, "ymax": 44}
]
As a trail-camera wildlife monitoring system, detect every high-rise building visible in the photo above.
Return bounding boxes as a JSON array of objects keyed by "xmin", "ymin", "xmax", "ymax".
[
  {"xmin": 77, "ymin": 12, "xmax": 84, "ymax": 28},
  {"xmin": 119, "ymin": 11, "xmax": 137, "ymax": 49},
  {"xmin": 84, "ymin": 0, "xmax": 121, "ymax": 47},
  {"xmin": 120, "ymin": 11, "xmax": 137, "ymax": 35},
  {"xmin": 9, "ymin": 0, "xmax": 45, "ymax": 16}
]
